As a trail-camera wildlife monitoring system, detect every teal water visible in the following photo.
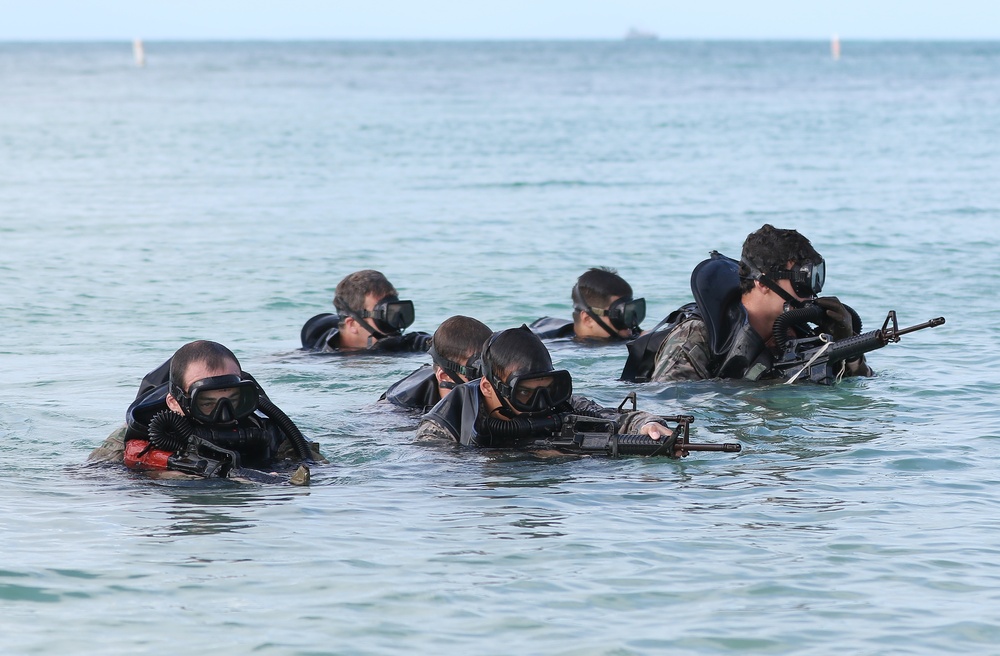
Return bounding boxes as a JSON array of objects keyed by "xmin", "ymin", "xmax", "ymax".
[{"xmin": 1, "ymin": 41, "xmax": 998, "ymax": 654}]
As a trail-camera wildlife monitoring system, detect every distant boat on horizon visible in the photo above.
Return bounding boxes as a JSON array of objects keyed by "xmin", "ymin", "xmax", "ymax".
[{"xmin": 624, "ymin": 28, "xmax": 658, "ymax": 41}]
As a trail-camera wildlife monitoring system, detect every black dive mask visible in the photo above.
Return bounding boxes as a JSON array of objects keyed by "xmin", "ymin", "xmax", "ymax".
[
  {"xmin": 769, "ymin": 260, "xmax": 825, "ymax": 299},
  {"xmin": 371, "ymin": 296, "xmax": 415, "ymax": 334},
  {"xmin": 429, "ymin": 345, "xmax": 481, "ymax": 390},
  {"xmin": 349, "ymin": 295, "xmax": 415, "ymax": 338},
  {"xmin": 169, "ymin": 374, "xmax": 259, "ymax": 425},
  {"xmin": 493, "ymin": 369, "xmax": 574, "ymax": 414},
  {"xmin": 741, "ymin": 256, "xmax": 825, "ymax": 308},
  {"xmin": 481, "ymin": 328, "xmax": 573, "ymax": 415},
  {"xmin": 604, "ymin": 295, "xmax": 646, "ymax": 332},
  {"xmin": 571, "ymin": 284, "xmax": 646, "ymax": 337}
]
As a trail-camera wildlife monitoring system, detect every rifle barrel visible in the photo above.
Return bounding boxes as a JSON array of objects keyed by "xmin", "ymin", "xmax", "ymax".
[
  {"xmin": 682, "ymin": 442, "xmax": 742, "ymax": 452},
  {"xmin": 895, "ymin": 317, "xmax": 945, "ymax": 337},
  {"xmin": 533, "ymin": 435, "xmax": 742, "ymax": 457}
]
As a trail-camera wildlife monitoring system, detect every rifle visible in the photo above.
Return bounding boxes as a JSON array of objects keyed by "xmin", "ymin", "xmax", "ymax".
[
  {"xmin": 161, "ymin": 427, "xmax": 294, "ymax": 483},
  {"xmin": 147, "ymin": 409, "xmax": 305, "ymax": 483},
  {"xmin": 776, "ymin": 310, "xmax": 945, "ymax": 385},
  {"xmin": 521, "ymin": 393, "xmax": 742, "ymax": 457},
  {"xmin": 166, "ymin": 432, "xmax": 244, "ymax": 478}
]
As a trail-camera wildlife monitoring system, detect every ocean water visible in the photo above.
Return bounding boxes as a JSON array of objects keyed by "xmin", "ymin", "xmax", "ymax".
[{"xmin": 1, "ymin": 41, "xmax": 998, "ymax": 654}]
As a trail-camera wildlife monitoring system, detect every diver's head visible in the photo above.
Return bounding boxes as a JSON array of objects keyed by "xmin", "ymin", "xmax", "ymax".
[
  {"xmin": 739, "ymin": 224, "xmax": 825, "ymax": 311},
  {"xmin": 478, "ymin": 326, "xmax": 573, "ymax": 419},
  {"xmin": 333, "ymin": 270, "xmax": 415, "ymax": 349},
  {"xmin": 165, "ymin": 340, "xmax": 259, "ymax": 426},
  {"xmin": 571, "ymin": 267, "xmax": 645, "ymax": 340},
  {"xmin": 430, "ymin": 315, "xmax": 493, "ymax": 398}
]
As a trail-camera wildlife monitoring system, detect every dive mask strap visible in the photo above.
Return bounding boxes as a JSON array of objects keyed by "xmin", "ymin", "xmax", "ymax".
[
  {"xmin": 740, "ymin": 256, "xmax": 804, "ymax": 309},
  {"xmin": 341, "ymin": 307, "xmax": 391, "ymax": 340},
  {"xmin": 429, "ymin": 346, "xmax": 480, "ymax": 379},
  {"xmin": 572, "ymin": 284, "xmax": 624, "ymax": 339},
  {"xmin": 480, "ymin": 331, "xmax": 518, "ymax": 417},
  {"xmin": 429, "ymin": 345, "xmax": 480, "ymax": 388}
]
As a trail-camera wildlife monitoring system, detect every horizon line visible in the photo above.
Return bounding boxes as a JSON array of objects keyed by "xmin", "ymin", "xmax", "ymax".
[{"xmin": 3, "ymin": 36, "xmax": 1000, "ymax": 43}]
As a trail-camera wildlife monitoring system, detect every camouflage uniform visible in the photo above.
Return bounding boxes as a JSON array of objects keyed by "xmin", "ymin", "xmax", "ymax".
[
  {"xmin": 414, "ymin": 419, "xmax": 456, "ymax": 443},
  {"xmin": 87, "ymin": 425, "xmax": 128, "ymax": 464},
  {"xmin": 649, "ymin": 317, "xmax": 715, "ymax": 382}
]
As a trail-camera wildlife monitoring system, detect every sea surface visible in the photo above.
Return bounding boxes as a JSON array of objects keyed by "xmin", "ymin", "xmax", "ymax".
[{"xmin": 1, "ymin": 41, "xmax": 998, "ymax": 655}]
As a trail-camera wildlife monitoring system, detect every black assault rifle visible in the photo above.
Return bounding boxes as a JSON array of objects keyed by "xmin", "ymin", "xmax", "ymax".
[
  {"xmin": 776, "ymin": 310, "xmax": 945, "ymax": 385},
  {"xmin": 166, "ymin": 432, "xmax": 244, "ymax": 478},
  {"xmin": 164, "ymin": 431, "xmax": 297, "ymax": 484},
  {"xmin": 521, "ymin": 393, "xmax": 742, "ymax": 457}
]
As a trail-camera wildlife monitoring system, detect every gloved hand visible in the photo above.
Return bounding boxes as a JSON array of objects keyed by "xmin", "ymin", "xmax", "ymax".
[
  {"xmin": 403, "ymin": 331, "xmax": 433, "ymax": 352},
  {"xmin": 376, "ymin": 331, "xmax": 432, "ymax": 352},
  {"xmin": 814, "ymin": 296, "xmax": 855, "ymax": 341}
]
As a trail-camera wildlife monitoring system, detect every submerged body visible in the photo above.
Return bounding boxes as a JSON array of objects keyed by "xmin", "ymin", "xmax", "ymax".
[
  {"xmin": 623, "ymin": 250, "xmax": 873, "ymax": 383},
  {"xmin": 416, "ymin": 380, "xmax": 669, "ymax": 448},
  {"xmin": 89, "ymin": 345, "xmax": 322, "ymax": 480}
]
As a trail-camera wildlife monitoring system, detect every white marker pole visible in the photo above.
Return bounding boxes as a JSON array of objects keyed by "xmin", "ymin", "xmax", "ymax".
[
  {"xmin": 133, "ymin": 38, "xmax": 146, "ymax": 67},
  {"xmin": 831, "ymin": 33, "xmax": 841, "ymax": 61}
]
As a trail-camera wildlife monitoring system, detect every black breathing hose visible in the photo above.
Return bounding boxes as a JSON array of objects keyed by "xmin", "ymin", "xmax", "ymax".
[
  {"xmin": 772, "ymin": 304, "xmax": 826, "ymax": 352},
  {"xmin": 773, "ymin": 303, "xmax": 865, "ymax": 352},
  {"xmin": 148, "ymin": 410, "xmax": 194, "ymax": 452},
  {"xmin": 241, "ymin": 372, "xmax": 313, "ymax": 461},
  {"xmin": 477, "ymin": 402, "xmax": 610, "ymax": 447},
  {"xmin": 846, "ymin": 304, "xmax": 863, "ymax": 334},
  {"xmin": 192, "ymin": 425, "xmax": 270, "ymax": 452},
  {"xmin": 479, "ymin": 413, "xmax": 564, "ymax": 446}
]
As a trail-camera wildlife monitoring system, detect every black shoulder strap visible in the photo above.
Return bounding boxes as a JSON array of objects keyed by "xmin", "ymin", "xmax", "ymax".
[{"xmin": 619, "ymin": 303, "xmax": 700, "ymax": 382}]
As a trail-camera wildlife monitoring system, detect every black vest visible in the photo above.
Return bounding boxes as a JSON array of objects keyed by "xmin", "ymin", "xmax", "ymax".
[
  {"xmin": 528, "ymin": 317, "xmax": 576, "ymax": 340},
  {"xmin": 620, "ymin": 252, "xmax": 775, "ymax": 382},
  {"xmin": 421, "ymin": 381, "xmax": 484, "ymax": 446},
  {"xmin": 300, "ymin": 313, "xmax": 343, "ymax": 351},
  {"xmin": 299, "ymin": 312, "xmax": 431, "ymax": 353},
  {"xmin": 380, "ymin": 365, "xmax": 441, "ymax": 413}
]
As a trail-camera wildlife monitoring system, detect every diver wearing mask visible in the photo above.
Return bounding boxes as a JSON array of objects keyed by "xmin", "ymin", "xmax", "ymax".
[
  {"xmin": 620, "ymin": 224, "xmax": 873, "ymax": 383},
  {"xmin": 530, "ymin": 267, "xmax": 646, "ymax": 342},
  {"xmin": 417, "ymin": 326, "xmax": 682, "ymax": 454},
  {"xmin": 300, "ymin": 269, "xmax": 431, "ymax": 353},
  {"xmin": 379, "ymin": 315, "xmax": 493, "ymax": 413},
  {"xmin": 88, "ymin": 341, "xmax": 321, "ymax": 476}
]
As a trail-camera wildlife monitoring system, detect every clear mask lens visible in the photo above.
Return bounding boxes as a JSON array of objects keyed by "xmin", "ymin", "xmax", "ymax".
[
  {"xmin": 504, "ymin": 369, "xmax": 573, "ymax": 413},
  {"xmin": 184, "ymin": 375, "xmax": 259, "ymax": 424}
]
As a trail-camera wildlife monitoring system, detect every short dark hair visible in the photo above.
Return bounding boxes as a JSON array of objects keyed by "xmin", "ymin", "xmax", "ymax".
[
  {"xmin": 738, "ymin": 224, "xmax": 823, "ymax": 294},
  {"xmin": 333, "ymin": 270, "xmax": 397, "ymax": 316},
  {"xmin": 433, "ymin": 316, "xmax": 493, "ymax": 367},
  {"xmin": 483, "ymin": 326, "xmax": 553, "ymax": 383},
  {"xmin": 573, "ymin": 268, "xmax": 633, "ymax": 320},
  {"xmin": 169, "ymin": 340, "xmax": 241, "ymax": 392}
]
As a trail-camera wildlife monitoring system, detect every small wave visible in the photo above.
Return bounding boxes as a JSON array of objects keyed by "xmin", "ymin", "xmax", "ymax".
[{"xmin": 446, "ymin": 179, "xmax": 655, "ymax": 190}]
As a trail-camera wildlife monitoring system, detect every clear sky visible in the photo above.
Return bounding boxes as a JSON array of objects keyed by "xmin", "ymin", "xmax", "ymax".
[{"xmin": 2, "ymin": 0, "xmax": 998, "ymax": 40}]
